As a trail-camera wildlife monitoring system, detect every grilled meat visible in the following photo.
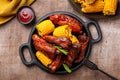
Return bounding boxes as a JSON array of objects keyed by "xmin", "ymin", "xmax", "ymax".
[
  {"xmin": 42, "ymin": 35, "xmax": 72, "ymax": 49},
  {"xmin": 48, "ymin": 54, "xmax": 62, "ymax": 73},
  {"xmin": 75, "ymin": 33, "xmax": 89, "ymax": 63},
  {"xmin": 32, "ymin": 34, "xmax": 57, "ymax": 59},
  {"xmin": 50, "ymin": 14, "xmax": 83, "ymax": 33},
  {"xmin": 64, "ymin": 43, "xmax": 81, "ymax": 67}
]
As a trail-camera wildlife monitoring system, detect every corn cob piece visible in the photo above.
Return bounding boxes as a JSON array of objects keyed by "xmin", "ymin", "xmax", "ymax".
[
  {"xmin": 81, "ymin": 0, "xmax": 104, "ymax": 13},
  {"xmin": 70, "ymin": 35, "xmax": 79, "ymax": 43},
  {"xmin": 36, "ymin": 51, "xmax": 52, "ymax": 67},
  {"xmin": 36, "ymin": 20, "xmax": 55, "ymax": 36},
  {"xmin": 103, "ymin": 0, "xmax": 118, "ymax": 15},
  {"xmin": 53, "ymin": 25, "xmax": 72, "ymax": 38},
  {"xmin": 85, "ymin": 0, "xmax": 96, "ymax": 4}
]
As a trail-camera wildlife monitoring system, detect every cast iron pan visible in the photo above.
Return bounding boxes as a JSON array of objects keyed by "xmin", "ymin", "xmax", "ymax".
[{"xmin": 19, "ymin": 11, "xmax": 117, "ymax": 80}]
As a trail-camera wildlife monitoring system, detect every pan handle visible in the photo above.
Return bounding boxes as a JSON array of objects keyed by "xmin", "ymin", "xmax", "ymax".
[
  {"xmin": 84, "ymin": 59, "xmax": 118, "ymax": 80},
  {"xmin": 19, "ymin": 43, "xmax": 35, "ymax": 66},
  {"xmin": 85, "ymin": 20, "xmax": 102, "ymax": 44}
]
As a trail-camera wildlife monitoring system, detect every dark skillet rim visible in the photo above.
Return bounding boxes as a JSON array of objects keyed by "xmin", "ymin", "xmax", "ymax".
[{"xmin": 27, "ymin": 11, "xmax": 92, "ymax": 74}]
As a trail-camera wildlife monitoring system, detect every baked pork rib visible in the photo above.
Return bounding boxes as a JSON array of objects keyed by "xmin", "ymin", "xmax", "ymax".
[
  {"xmin": 32, "ymin": 34, "xmax": 57, "ymax": 59},
  {"xmin": 42, "ymin": 35, "xmax": 72, "ymax": 49},
  {"xmin": 50, "ymin": 14, "xmax": 83, "ymax": 33}
]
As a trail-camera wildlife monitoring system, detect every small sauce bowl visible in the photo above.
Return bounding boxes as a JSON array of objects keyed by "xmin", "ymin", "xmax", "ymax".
[{"xmin": 16, "ymin": 6, "xmax": 35, "ymax": 25}]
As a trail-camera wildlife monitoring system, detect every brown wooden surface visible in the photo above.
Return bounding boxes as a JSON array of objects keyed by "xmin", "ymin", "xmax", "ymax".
[{"xmin": 0, "ymin": 0, "xmax": 120, "ymax": 80}]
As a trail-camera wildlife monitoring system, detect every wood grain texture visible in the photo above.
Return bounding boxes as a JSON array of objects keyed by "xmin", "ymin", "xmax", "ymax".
[{"xmin": 0, "ymin": 0, "xmax": 120, "ymax": 80}]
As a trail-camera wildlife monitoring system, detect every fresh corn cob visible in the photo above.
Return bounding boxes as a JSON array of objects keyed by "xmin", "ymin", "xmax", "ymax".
[
  {"xmin": 70, "ymin": 35, "xmax": 79, "ymax": 43},
  {"xmin": 85, "ymin": 0, "xmax": 96, "ymax": 4},
  {"xmin": 36, "ymin": 51, "xmax": 52, "ymax": 67},
  {"xmin": 81, "ymin": 0, "xmax": 104, "ymax": 13},
  {"xmin": 53, "ymin": 25, "xmax": 72, "ymax": 38},
  {"xmin": 103, "ymin": 0, "xmax": 118, "ymax": 15},
  {"xmin": 36, "ymin": 20, "xmax": 55, "ymax": 36}
]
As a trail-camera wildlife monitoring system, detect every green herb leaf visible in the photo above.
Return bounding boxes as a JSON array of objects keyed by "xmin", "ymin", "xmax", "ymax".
[
  {"xmin": 53, "ymin": 45, "xmax": 68, "ymax": 55},
  {"xmin": 62, "ymin": 64, "xmax": 72, "ymax": 73}
]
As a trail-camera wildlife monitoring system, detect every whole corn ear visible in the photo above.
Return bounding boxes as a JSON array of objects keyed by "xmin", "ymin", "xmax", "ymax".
[
  {"xmin": 81, "ymin": 0, "xmax": 104, "ymax": 13},
  {"xmin": 103, "ymin": 0, "xmax": 118, "ymax": 15},
  {"xmin": 36, "ymin": 51, "xmax": 52, "ymax": 67}
]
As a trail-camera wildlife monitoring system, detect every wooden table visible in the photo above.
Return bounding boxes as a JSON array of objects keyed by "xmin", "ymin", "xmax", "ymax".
[{"xmin": 0, "ymin": 0, "xmax": 120, "ymax": 80}]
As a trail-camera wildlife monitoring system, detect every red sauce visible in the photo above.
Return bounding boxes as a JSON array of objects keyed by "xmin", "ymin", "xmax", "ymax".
[{"xmin": 18, "ymin": 7, "xmax": 34, "ymax": 24}]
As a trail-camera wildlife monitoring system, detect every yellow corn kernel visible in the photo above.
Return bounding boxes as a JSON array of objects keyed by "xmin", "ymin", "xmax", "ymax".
[
  {"xmin": 53, "ymin": 25, "xmax": 72, "ymax": 38},
  {"xmin": 36, "ymin": 20, "xmax": 55, "ymax": 36},
  {"xmin": 36, "ymin": 51, "xmax": 52, "ymax": 67},
  {"xmin": 70, "ymin": 35, "xmax": 79, "ymax": 43},
  {"xmin": 103, "ymin": 0, "xmax": 118, "ymax": 15},
  {"xmin": 85, "ymin": 0, "xmax": 96, "ymax": 4},
  {"xmin": 81, "ymin": 0, "xmax": 104, "ymax": 13}
]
